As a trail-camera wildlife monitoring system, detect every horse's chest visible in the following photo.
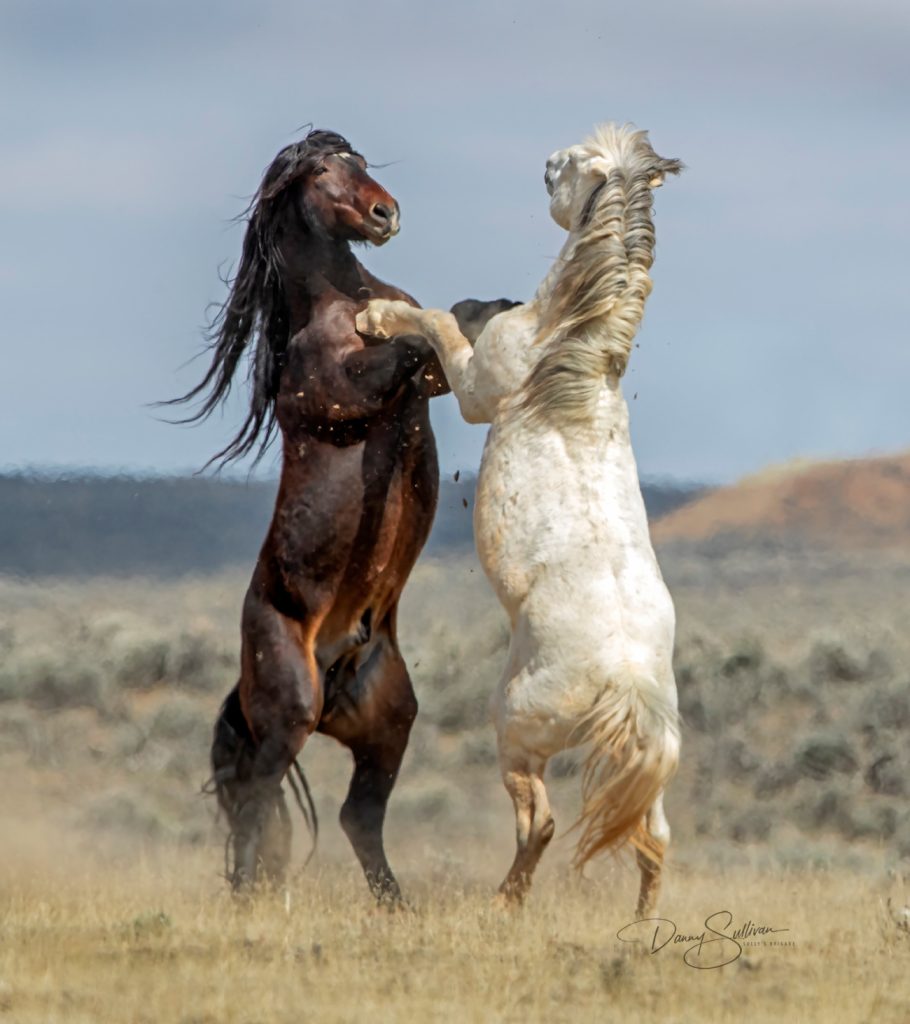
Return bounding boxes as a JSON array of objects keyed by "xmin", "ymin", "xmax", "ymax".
[
  {"xmin": 369, "ymin": 441, "xmax": 434, "ymax": 573},
  {"xmin": 338, "ymin": 412, "xmax": 435, "ymax": 578},
  {"xmin": 315, "ymin": 436, "xmax": 432, "ymax": 652},
  {"xmin": 369, "ymin": 466, "xmax": 406, "ymax": 574},
  {"xmin": 473, "ymin": 422, "xmax": 624, "ymax": 604}
]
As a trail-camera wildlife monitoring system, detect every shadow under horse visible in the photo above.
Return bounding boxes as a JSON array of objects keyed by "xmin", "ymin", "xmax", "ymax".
[{"xmin": 172, "ymin": 129, "xmax": 511, "ymax": 903}]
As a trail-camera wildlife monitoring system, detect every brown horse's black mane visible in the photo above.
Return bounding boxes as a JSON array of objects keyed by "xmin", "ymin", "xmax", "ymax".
[{"xmin": 168, "ymin": 129, "xmax": 362, "ymax": 468}]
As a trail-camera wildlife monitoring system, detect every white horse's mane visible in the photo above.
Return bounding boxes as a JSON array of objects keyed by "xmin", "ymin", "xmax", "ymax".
[{"xmin": 521, "ymin": 123, "xmax": 682, "ymax": 423}]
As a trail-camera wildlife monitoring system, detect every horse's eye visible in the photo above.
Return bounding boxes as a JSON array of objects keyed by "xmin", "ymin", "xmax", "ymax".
[{"xmin": 313, "ymin": 166, "xmax": 328, "ymax": 177}]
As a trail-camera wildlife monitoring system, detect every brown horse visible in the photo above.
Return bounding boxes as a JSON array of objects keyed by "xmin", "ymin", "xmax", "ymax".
[{"xmin": 171, "ymin": 129, "xmax": 455, "ymax": 902}]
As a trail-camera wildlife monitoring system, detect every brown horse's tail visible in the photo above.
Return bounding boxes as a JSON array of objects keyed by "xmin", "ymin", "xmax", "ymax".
[
  {"xmin": 208, "ymin": 685, "xmax": 254, "ymax": 816},
  {"xmin": 208, "ymin": 686, "xmax": 318, "ymax": 860},
  {"xmin": 287, "ymin": 758, "xmax": 319, "ymax": 864},
  {"xmin": 572, "ymin": 665, "xmax": 679, "ymax": 870}
]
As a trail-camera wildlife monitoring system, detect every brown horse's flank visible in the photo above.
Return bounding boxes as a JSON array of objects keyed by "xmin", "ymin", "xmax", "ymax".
[{"xmin": 175, "ymin": 130, "xmax": 446, "ymax": 900}]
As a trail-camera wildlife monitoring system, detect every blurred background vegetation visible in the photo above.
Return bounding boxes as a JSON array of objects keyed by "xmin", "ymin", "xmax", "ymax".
[
  {"xmin": 0, "ymin": 473, "xmax": 702, "ymax": 576},
  {"xmin": 1, "ymin": 460, "xmax": 908, "ymax": 878}
]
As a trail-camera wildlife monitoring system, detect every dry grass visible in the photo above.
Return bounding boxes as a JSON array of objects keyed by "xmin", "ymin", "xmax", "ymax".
[
  {"xmin": 1, "ymin": 846, "xmax": 909, "ymax": 1024},
  {"xmin": 2, "ymin": 548, "xmax": 910, "ymax": 1020}
]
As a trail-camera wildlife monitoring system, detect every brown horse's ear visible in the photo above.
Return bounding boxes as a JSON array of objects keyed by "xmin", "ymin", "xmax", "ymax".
[{"xmin": 649, "ymin": 157, "xmax": 684, "ymax": 188}]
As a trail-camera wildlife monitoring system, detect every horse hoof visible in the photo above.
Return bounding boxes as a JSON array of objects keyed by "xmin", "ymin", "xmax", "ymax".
[
  {"xmin": 492, "ymin": 890, "xmax": 523, "ymax": 912},
  {"xmin": 355, "ymin": 308, "xmax": 388, "ymax": 339},
  {"xmin": 229, "ymin": 881, "xmax": 256, "ymax": 906},
  {"xmin": 370, "ymin": 896, "xmax": 412, "ymax": 916}
]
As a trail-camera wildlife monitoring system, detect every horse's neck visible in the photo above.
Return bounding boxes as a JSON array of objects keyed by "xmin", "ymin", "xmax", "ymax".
[
  {"xmin": 280, "ymin": 233, "xmax": 365, "ymax": 331},
  {"xmin": 533, "ymin": 233, "xmax": 579, "ymax": 306},
  {"xmin": 597, "ymin": 377, "xmax": 632, "ymax": 433}
]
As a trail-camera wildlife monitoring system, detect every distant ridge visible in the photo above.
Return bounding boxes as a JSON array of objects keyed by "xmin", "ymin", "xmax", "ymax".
[
  {"xmin": 0, "ymin": 473, "xmax": 702, "ymax": 578},
  {"xmin": 653, "ymin": 450, "xmax": 910, "ymax": 551}
]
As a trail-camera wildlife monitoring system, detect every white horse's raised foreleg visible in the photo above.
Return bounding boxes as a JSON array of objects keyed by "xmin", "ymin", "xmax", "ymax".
[{"xmin": 356, "ymin": 299, "xmax": 494, "ymax": 423}]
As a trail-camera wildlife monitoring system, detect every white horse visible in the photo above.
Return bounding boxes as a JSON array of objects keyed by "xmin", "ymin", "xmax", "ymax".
[{"xmin": 357, "ymin": 124, "xmax": 683, "ymax": 915}]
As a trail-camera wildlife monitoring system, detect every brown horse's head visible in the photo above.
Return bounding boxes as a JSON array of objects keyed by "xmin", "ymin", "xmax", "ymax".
[
  {"xmin": 301, "ymin": 149, "xmax": 399, "ymax": 245},
  {"xmin": 258, "ymin": 130, "xmax": 399, "ymax": 246},
  {"xmin": 166, "ymin": 129, "xmax": 403, "ymax": 468}
]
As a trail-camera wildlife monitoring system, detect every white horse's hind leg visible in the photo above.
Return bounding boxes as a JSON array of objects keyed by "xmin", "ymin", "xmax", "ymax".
[
  {"xmin": 498, "ymin": 756, "xmax": 555, "ymax": 903},
  {"xmin": 635, "ymin": 792, "xmax": 671, "ymax": 917}
]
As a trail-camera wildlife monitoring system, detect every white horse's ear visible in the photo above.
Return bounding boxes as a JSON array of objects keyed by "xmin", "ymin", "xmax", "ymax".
[
  {"xmin": 581, "ymin": 155, "xmax": 613, "ymax": 177},
  {"xmin": 649, "ymin": 157, "xmax": 684, "ymax": 188}
]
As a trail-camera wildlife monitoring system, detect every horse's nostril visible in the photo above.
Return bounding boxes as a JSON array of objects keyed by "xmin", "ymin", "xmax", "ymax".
[{"xmin": 371, "ymin": 203, "xmax": 391, "ymax": 222}]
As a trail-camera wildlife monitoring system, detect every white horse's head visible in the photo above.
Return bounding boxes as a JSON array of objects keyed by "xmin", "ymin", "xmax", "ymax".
[
  {"xmin": 545, "ymin": 124, "xmax": 683, "ymax": 232},
  {"xmin": 544, "ymin": 145, "xmax": 601, "ymax": 231}
]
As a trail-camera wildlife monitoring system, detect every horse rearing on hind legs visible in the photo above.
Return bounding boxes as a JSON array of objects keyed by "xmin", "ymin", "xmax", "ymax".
[
  {"xmin": 359, "ymin": 124, "xmax": 683, "ymax": 917},
  {"xmin": 172, "ymin": 130, "xmax": 450, "ymax": 902}
]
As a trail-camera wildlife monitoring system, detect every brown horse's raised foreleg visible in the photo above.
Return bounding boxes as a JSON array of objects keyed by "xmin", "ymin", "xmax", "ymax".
[
  {"xmin": 320, "ymin": 639, "xmax": 417, "ymax": 905},
  {"xmin": 216, "ymin": 591, "xmax": 323, "ymax": 891}
]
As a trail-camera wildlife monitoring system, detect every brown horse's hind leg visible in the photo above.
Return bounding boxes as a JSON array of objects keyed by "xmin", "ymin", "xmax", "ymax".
[
  {"xmin": 320, "ymin": 639, "xmax": 417, "ymax": 904},
  {"xmin": 216, "ymin": 593, "xmax": 323, "ymax": 891},
  {"xmin": 212, "ymin": 683, "xmax": 286, "ymax": 885}
]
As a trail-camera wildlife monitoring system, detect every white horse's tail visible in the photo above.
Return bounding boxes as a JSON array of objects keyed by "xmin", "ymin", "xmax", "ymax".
[
  {"xmin": 573, "ymin": 665, "xmax": 680, "ymax": 870},
  {"xmin": 522, "ymin": 124, "xmax": 682, "ymax": 423}
]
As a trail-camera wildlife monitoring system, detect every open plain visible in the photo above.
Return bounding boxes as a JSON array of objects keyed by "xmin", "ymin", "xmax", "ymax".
[{"xmin": 2, "ymin": 543, "xmax": 910, "ymax": 1022}]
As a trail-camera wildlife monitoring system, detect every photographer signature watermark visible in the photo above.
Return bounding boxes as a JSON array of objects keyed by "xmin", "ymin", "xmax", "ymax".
[{"xmin": 616, "ymin": 911, "xmax": 794, "ymax": 969}]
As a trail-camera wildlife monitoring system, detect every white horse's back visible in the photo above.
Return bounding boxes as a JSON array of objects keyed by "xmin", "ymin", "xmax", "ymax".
[{"xmin": 478, "ymin": 388, "xmax": 677, "ymax": 731}]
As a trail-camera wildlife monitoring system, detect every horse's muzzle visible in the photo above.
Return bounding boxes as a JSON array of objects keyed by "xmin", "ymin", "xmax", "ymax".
[{"xmin": 365, "ymin": 202, "xmax": 400, "ymax": 244}]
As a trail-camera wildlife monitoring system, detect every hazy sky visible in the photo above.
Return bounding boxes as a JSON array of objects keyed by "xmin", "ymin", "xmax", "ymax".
[{"xmin": 1, "ymin": 0, "xmax": 907, "ymax": 482}]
